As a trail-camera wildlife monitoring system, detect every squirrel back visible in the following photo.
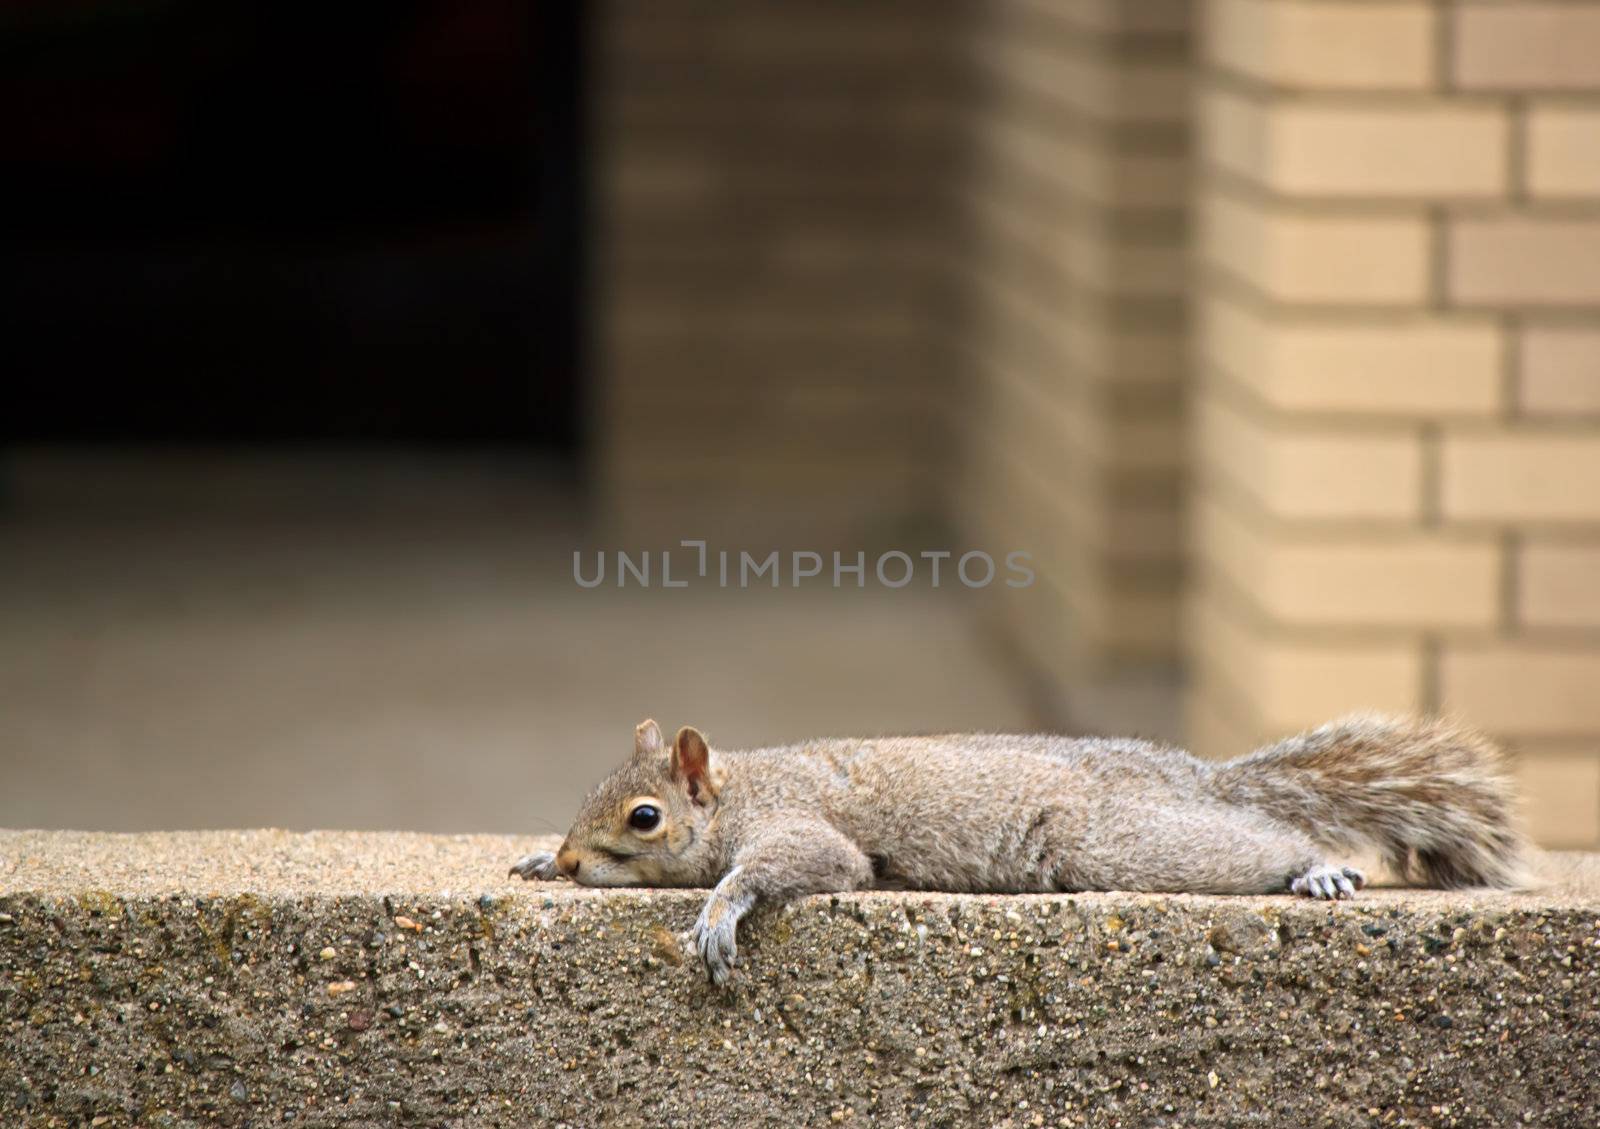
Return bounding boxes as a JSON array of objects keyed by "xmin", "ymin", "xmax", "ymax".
[
  {"xmin": 1208, "ymin": 714, "xmax": 1529, "ymax": 889},
  {"xmin": 524, "ymin": 714, "xmax": 1530, "ymax": 898}
]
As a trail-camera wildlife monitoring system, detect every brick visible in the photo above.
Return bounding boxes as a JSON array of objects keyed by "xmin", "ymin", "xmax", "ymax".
[
  {"xmin": 1025, "ymin": 0, "xmax": 1191, "ymax": 35},
  {"xmin": 1067, "ymin": 584, "xmax": 1183, "ymax": 661},
  {"xmin": 1198, "ymin": 394, "xmax": 1422, "ymax": 520},
  {"xmin": 1204, "ymin": 89, "xmax": 1507, "ymax": 198},
  {"xmin": 1514, "ymin": 747, "xmax": 1600, "ymax": 849},
  {"xmin": 1451, "ymin": 217, "xmax": 1600, "ymax": 307},
  {"xmin": 1060, "ymin": 492, "xmax": 1185, "ymax": 562},
  {"xmin": 978, "ymin": 191, "xmax": 1188, "ymax": 300},
  {"xmin": 1088, "ymin": 412, "xmax": 1188, "ymax": 475},
  {"xmin": 1204, "ymin": 0, "xmax": 1435, "ymax": 91},
  {"xmin": 982, "ymin": 123, "xmax": 1189, "ymax": 211},
  {"xmin": 1201, "ymin": 188, "xmax": 1431, "ymax": 304},
  {"xmin": 1083, "ymin": 148, "xmax": 1191, "ymax": 212},
  {"xmin": 989, "ymin": 566, "xmax": 1086, "ymax": 681},
  {"xmin": 998, "ymin": 548, "xmax": 1175, "ymax": 670},
  {"xmin": 1528, "ymin": 104, "xmax": 1600, "ymax": 197},
  {"xmin": 1201, "ymin": 88, "xmax": 1271, "ymax": 183},
  {"xmin": 1059, "ymin": 309, "xmax": 1186, "ymax": 386},
  {"xmin": 1196, "ymin": 496, "xmax": 1499, "ymax": 628},
  {"xmin": 1271, "ymin": 103, "xmax": 1506, "ymax": 199},
  {"xmin": 985, "ymin": 37, "xmax": 1189, "ymax": 125},
  {"xmin": 1185, "ymin": 684, "xmax": 1264, "ymax": 762},
  {"xmin": 1442, "ymin": 646, "xmax": 1600, "ymax": 735},
  {"xmin": 983, "ymin": 357, "xmax": 1186, "ymax": 482},
  {"xmin": 995, "ymin": 422, "xmax": 1184, "ymax": 568},
  {"xmin": 1456, "ymin": 5, "xmax": 1600, "ymax": 91},
  {"xmin": 1200, "ymin": 296, "xmax": 1503, "ymax": 416},
  {"xmin": 1521, "ymin": 327, "xmax": 1600, "ymax": 416},
  {"xmin": 1442, "ymin": 432, "xmax": 1600, "ymax": 522},
  {"xmin": 1266, "ymin": 538, "xmax": 1500, "ymax": 629},
  {"xmin": 971, "ymin": 266, "xmax": 1186, "ymax": 387},
  {"xmin": 1057, "ymin": 228, "xmax": 1189, "ymax": 299},
  {"xmin": 1519, "ymin": 542, "xmax": 1600, "ymax": 628},
  {"xmin": 1189, "ymin": 591, "xmax": 1425, "ymax": 733}
]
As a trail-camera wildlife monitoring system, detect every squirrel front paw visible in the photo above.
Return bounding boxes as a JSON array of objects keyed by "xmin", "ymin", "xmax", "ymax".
[
  {"xmin": 1290, "ymin": 864, "xmax": 1365, "ymax": 900},
  {"xmin": 688, "ymin": 898, "xmax": 740, "ymax": 986},
  {"xmin": 508, "ymin": 850, "xmax": 560, "ymax": 881}
]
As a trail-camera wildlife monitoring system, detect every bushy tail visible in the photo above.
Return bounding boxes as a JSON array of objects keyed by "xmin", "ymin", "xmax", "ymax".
[{"xmin": 1210, "ymin": 714, "xmax": 1529, "ymax": 889}]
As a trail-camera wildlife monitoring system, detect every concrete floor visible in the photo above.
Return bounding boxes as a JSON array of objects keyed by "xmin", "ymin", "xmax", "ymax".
[{"xmin": 0, "ymin": 487, "xmax": 1038, "ymax": 834}]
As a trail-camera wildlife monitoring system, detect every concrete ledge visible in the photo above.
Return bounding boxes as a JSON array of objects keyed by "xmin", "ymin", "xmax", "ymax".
[{"xmin": 3, "ymin": 831, "xmax": 1599, "ymax": 1128}]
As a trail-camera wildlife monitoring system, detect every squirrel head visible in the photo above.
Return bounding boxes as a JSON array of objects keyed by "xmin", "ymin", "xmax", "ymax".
[{"xmin": 552, "ymin": 719, "xmax": 724, "ymax": 888}]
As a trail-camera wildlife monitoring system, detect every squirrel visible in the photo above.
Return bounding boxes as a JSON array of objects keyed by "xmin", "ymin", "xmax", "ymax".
[{"xmin": 511, "ymin": 714, "xmax": 1528, "ymax": 984}]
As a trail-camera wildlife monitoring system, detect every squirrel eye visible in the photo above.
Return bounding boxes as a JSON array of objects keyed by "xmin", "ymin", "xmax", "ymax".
[{"xmin": 628, "ymin": 804, "xmax": 661, "ymax": 832}]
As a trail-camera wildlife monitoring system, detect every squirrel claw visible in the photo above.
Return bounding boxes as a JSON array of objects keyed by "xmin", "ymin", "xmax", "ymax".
[
  {"xmin": 509, "ymin": 850, "xmax": 559, "ymax": 882},
  {"xmin": 689, "ymin": 910, "xmax": 739, "ymax": 986},
  {"xmin": 1291, "ymin": 864, "xmax": 1365, "ymax": 901}
]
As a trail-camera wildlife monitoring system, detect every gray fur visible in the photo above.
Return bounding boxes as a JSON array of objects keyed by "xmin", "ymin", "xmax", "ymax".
[{"xmin": 518, "ymin": 715, "xmax": 1528, "ymax": 983}]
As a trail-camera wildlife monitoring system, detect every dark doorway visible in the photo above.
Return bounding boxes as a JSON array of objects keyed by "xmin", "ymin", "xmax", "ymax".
[{"xmin": 2, "ymin": 0, "xmax": 585, "ymax": 452}]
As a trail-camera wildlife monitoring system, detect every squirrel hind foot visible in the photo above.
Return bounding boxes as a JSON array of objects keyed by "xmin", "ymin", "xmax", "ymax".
[{"xmin": 1290, "ymin": 864, "xmax": 1365, "ymax": 900}]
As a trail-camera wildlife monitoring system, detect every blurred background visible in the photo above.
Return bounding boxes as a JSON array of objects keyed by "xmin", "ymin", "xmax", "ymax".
[{"xmin": 3, "ymin": 0, "xmax": 1598, "ymax": 849}]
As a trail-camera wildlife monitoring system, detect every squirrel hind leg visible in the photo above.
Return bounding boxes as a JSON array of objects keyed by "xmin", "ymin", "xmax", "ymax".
[{"xmin": 1289, "ymin": 864, "xmax": 1365, "ymax": 900}]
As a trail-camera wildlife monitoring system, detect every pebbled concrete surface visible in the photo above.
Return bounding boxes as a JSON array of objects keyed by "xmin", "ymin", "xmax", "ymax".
[{"xmin": 3, "ymin": 830, "xmax": 1599, "ymax": 1128}]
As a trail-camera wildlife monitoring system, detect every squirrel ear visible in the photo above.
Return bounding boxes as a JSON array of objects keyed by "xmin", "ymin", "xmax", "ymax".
[
  {"xmin": 671, "ymin": 725, "xmax": 716, "ymax": 803},
  {"xmin": 634, "ymin": 719, "xmax": 665, "ymax": 760}
]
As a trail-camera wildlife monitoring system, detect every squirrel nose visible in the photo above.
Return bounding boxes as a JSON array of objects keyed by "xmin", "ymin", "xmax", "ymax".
[{"xmin": 555, "ymin": 848, "xmax": 579, "ymax": 878}]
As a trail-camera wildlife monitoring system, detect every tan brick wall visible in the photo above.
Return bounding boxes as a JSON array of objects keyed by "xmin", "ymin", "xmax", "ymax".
[
  {"xmin": 1190, "ymin": 0, "xmax": 1600, "ymax": 848},
  {"xmin": 593, "ymin": 1, "xmax": 975, "ymax": 546},
  {"xmin": 594, "ymin": 3, "xmax": 1600, "ymax": 835},
  {"xmin": 957, "ymin": 0, "xmax": 1192, "ymax": 685}
]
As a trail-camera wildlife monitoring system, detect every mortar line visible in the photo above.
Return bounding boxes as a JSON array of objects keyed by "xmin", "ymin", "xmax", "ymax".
[
  {"xmin": 1429, "ymin": 206, "xmax": 1451, "ymax": 312},
  {"xmin": 1500, "ymin": 530, "xmax": 1522, "ymax": 635},
  {"xmin": 1419, "ymin": 423, "xmax": 1443, "ymax": 528},
  {"xmin": 1502, "ymin": 311, "xmax": 1523, "ymax": 420},
  {"xmin": 1420, "ymin": 635, "xmax": 1443, "ymax": 715},
  {"xmin": 1434, "ymin": 0, "xmax": 1456, "ymax": 94},
  {"xmin": 1507, "ymin": 94, "xmax": 1529, "ymax": 205}
]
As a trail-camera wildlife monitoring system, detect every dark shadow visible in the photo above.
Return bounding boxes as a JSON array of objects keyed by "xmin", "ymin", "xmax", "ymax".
[{"xmin": 1, "ymin": 0, "xmax": 586, "ymax": 454}]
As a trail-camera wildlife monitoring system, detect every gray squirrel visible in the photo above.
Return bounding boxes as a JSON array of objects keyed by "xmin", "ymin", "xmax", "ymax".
[{"xmin": 512, "ymin": 714, "xmax": 1527, "ymax": 984}]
